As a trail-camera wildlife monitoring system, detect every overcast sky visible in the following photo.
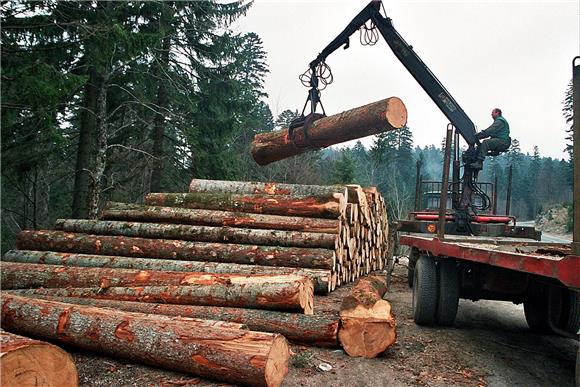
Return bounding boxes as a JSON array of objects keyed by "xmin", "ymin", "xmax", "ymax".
[{"xmin": 235, "ymin": 0, "xmax": 579, "ymax": 159}]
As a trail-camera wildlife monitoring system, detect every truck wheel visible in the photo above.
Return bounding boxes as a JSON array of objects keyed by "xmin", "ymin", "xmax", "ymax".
[
  {"xmin": 524, "ymin": 284, "xmax": 562, "ymax": 334},
  {"xmin": 436, "ymin": 260, "xmax": 460, "ymax": 326},
  {"xmin": 408, "ymin": 248, "xmax": 419, "ymax": 288},
  {"xmin": 412, "ymin": 255, "xmax": 438, "ymax": 325},
  {"xmin": 558, "ymin": 289, "xmax": 580, "ymax": 335}
]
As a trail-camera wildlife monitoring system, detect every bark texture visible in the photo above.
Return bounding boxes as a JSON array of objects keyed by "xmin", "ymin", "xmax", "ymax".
[
  {"xmin": 144, "ymin": 192, "xmax": 346, "ymax": 219},
  {"xmin": 188, "ymin": 179, "xmax": 347, "ymax": 197},
  {"xmin": 1, "ymin": 329, "xmax": 79, "ymax": 387},
  {"xmin": 11, "ymin": 277, "xmax": 315, "ymax": 314},
  {"xmin": 251, "ymin": 97, "xmax": 407, "ymax": 165},
  {"xmin": 15, "ymin": 231, "xmax": 335, "ymax": 270},
  {"xmin": 54, "ymin": 219, "xmax": 336, "ymax": 249},
  {"xmin": 2, "ymin": 250, "xmax": 332, "ymax": 294},
  {"xmin": 1, "ymin": 295, "xmax": 289, "ymax": 387},
  {"xmin": 102, "ymin": 202, "xmax": 340, "ymax": 234},
  {"xmin": 26, "ymin": 296, "xmax": 340, "ymax": 347}
]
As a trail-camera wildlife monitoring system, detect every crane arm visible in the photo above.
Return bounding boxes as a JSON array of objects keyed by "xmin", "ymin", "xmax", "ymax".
[{"xmin": 306, "ymin": 1, "xmax": 477, "ymax": 146}]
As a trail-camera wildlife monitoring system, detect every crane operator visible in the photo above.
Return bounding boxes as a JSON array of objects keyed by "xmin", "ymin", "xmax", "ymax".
[{"xmin": 470, "ymin": 108, "xmax": 511, "ymax": 170}]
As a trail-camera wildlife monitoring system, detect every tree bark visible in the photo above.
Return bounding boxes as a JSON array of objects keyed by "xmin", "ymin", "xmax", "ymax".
[
  {"xmin": 102, "ymin": 202, "xmax": 340, "ymax": 234},
  {"xmin": 15, "ymin": 231, "xmax": 335, "ymax": 270},
  {"xmin": 11, "ymin": 276, "xmax": 315, "ymax": 314},
  {"xmin": 54, "ymin": 219, "xmax": 337, "ymax": 249},
  {"xmin": 338, "ymin": 275, "xmax": 397, "ymax": 358},
  {"xmin": 1, "ymin": 329, "xmax": 79, "ymax": 387},
  {"xmin": 2, "ymin": 250, "xmax": 332, "ymax": 294},
  {"xmin": 1, "ymin": 295, "xmax": 289, "ymax": 387},
  {"xmin": 251, "ymin": 97, "xmax": 407, "ymax": 165},
  {"xmin": 144, "ymin": 192, "xmax": 347, "ymax": 219},
  {"xmin": 72, "ymin": 67, "xmax": 102, "ymax": 219},
  {"xmin": 26, "ymin": 296, "xmax": 340, "ymax": 348},
  {"xmin": 188, "ymin": 179, "xmax": 347, "ymax": 197}
]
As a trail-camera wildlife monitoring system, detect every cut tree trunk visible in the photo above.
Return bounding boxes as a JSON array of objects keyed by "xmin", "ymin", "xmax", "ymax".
[
  {"xmin": 54, "ymin": 219, "xmax": 336, "ymax": 249},
  {"xmin": 11, "ymin": 276, "xmax": 315, "ymax": 314},
  {"xmin": 15, "ymin": 231, "xmax": 335, "ymax": 270},
  {"xmin": 188, "ymin": 179, "xmax": 347, "ymax": 197},
  {"xmin": 1, "ymin": 294, "xmax": 289, "ymax": 387},
  {"xmin": 251, "ymin": 97, "xmax": 407, "ymax": 165},
  {"xmin": 338, "ymin": 275, "xmax": 397, "ymax": 358},
  {"xmin": 144, "ymin": 192, "xmax": 347, "ymax": 219},
  {"xmin": 2, "ymin": 250, "xmax": 332, "ymax": 294},
  {"xmin": 1, "ymin": 329, "xmax": 79, "ymax": 387},
  {"xmin": 102, "ymin": 202, "xmax": 340, "ymax": 234},
  {"xmin": 27, "ymin": 296, "xmax": 340, "ymax": 348}
]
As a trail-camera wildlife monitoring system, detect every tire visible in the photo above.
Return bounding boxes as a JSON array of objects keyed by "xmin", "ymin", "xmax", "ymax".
[
  {"xmin": 407, "ymin": 248, "xmax": 419, "ymax": 288},
  {"xmin": 558, "ymin": 289, "xmax": 580, "ymax": 335},
  {"xmin": 524, "ymin": 284, "xmax": 562, "ymax": 334},
  {"xmin": 436, "ymin": 260, "xmax": 460, "ymax": 326},
  {"xmin": 412, "ymin": 255, "xmax": 438, "ymax": 325}
]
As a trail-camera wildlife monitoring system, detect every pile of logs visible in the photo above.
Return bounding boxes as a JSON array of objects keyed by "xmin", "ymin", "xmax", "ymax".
[{"xmin": 1, "ymin": 178, "xmax": 397, "ymax": 386}]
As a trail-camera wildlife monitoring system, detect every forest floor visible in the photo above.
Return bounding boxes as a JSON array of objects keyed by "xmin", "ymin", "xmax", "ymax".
[{"xmin": 71, "ymin": 257, "xmax": 578, "ymax": 387}]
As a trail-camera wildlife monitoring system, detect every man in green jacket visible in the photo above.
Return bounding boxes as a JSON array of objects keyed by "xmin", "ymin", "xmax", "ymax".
[{"xmin": 470, "ymin": 108, "xmax": 511, "ymax": 169}]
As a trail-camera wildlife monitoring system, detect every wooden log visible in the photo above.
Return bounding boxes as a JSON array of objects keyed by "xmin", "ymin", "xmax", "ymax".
[
  {"xmin": 15, "ymin": 231, "xmax": 335, "ymax": 270},
  {"xmin": 102, "ymin": 202, "xmax": 340, "ymax": 234},
  {"xmin": 27, "ymin": 296, "xmax": 340, "ymax": 348},
  {"xmin": 251, "ymin": 97, "xmax": 407, "ymax": 165},
  {"xmin": 145, "ymin": 192, "xmax": 347, "ymax": 219},
  {"xmin": 11, "ymin": 276, "xmax": 315, "ymax": 314},
  {"xmin": 1, "ymin": 329, "xmax": 79, "ymax": 387},
  {"xmin": 2, "ymin": 250, "xmax": 332, "ymax": 294},
  {"xmin": 54, "ymin": 219, "xmax": 337, "ymax": 249},
  {"xmin": 188, "ymin": 179, "xmax": 347, "ymax": 197},
  {"xmin": 1, "ymin": 295, "xmax": 289, "ymax": 387},
  {"xmin": 338, "ymin": 275, "xmax": 397, "ymax": 358}
]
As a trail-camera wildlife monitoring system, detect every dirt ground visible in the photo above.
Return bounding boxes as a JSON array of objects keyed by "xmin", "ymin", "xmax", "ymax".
[{"xmin": 71, "ymin": 256, "xmax": 579, "ymax": 387}]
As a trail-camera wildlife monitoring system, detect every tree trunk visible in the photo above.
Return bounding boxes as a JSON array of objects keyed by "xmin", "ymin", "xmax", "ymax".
[
  {"xmin": 102, "ymin": 202, "xmax": 340, "ymax": 234},
  {"xmin": 1, "ymin": 295, "xmax": 289, "ymax": 387},
  {"xmin": 144, "ymin": 192, "xmax": 347, "ymax": 219},
  {"xmin": 149, "ymin": 34, "xmax": 171, "ymax": 193},
  {"xmin": 11, "ymin": 277, "xmax": 315, "ymax": 314},
  {"xmin": 88, "ymin": 70, "xmax": 108, "ymax": 220},
  {"xmin": 338, "ymin": 275, "xmax": 397, "ymax": 358},
  {"xmin": 72, "ymin": 67, "xmax": 102, "ymax": 219},
  {"xmin": 2, "ymin": 250, "xmax": 332, "ymax": 294},
  {"xmin": 251, "ymin": 97, "xmax": 407, "ymax": 165},
  {"xmin": 15, "ymin": 231, "xmax": 335, "ymax": 270},
  {"xmin": 54, "ymin": 219, "xmax": 337, "ymax": 249},
  {"xmin": 1, "ymin": 329, "xmax": 79, "ymax": 387},
  {"xmin": 188, "ymin": 179, "xmax": 347, "ymax": 197},
  {"xmin": 26, "ymin": 296, "xmax": 340, "ymax": 348}
]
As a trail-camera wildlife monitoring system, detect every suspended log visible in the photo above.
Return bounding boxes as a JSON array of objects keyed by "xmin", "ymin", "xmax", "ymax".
[
  {"xmin": 11, "ymin": 276, "xmax": 315, "ymax": 314},
  {"xmin": 251, "ymin": 97, "xmax": 407, "ymax": 165},
  {"xmin": 54, "ymin": 219, "xmax": 336, "ymax": 249},
  {"xmin": 102, "ymin": 202, "xmax": 340, "ymax": 234},
  {"xmin": 2, "ymin": 250, "xmax": 333, "ymax": 294},
  {"xmin": 338, "ymin": 275, "xmax": 397, "ymax": 358},
  {"xmin": 28, "ymin": 296, "xmax": 340, "ymax": 348},
  {"xmin": 1, "ymin": 330, "xmax": 79, "ymax": 387},
  {"xmin": 15, "ymin": 231, "xmax": 335, "ymax": 270},
  {"xmin": 188, "ymin": 179, "xmax": 347, "ymax": 197},
  {"xmin": 1, "ymin": 295, "xmax": 289, "ymax": 387},
  {"xmin": 144, "ymin": 192, "xmax": 347, "ymax": 219}
]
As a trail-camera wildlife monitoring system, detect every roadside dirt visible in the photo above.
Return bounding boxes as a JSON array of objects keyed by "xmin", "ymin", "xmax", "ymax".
[{"xmin": 71, "ymin": 257, "xmax": 578, "ymax": 387}]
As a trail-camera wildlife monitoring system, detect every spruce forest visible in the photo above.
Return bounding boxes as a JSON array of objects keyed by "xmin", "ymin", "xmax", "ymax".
[{"xmin": 1, "ymin": 1, "xmax": 573, "ymax": 252}]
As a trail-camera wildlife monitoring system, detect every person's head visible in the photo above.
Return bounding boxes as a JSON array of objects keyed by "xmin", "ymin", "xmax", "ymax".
[{"xmin": 491, "ymin": 108, "xmax": 502, "ymax": 119}]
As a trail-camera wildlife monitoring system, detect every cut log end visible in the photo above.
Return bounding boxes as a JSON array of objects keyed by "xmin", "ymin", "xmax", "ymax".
[
  {"xmin": 338, "ymin": 315, "xmax": 396, "ymax": 358},
  {"xmin": 265, "ymin": 335, "xmax": 290, "ymax": 387},
  {"xmin": 385, "ymin": 96, "xmax": 408, "ymax": 129},
  {"xmin": 0, "ymin": 331, "xmax": 79, "ymax": 387}
]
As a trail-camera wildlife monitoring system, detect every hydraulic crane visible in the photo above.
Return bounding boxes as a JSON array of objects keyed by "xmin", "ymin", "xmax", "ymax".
[{"xmin": 293, "ymin": 0, "xmax": 537, "ymax": 238}]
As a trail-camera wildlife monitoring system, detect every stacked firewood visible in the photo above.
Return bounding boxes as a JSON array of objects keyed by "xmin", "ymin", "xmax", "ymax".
[{"xmin": 1, "ymin": 179, "xmax": 396, "ymax": 386}]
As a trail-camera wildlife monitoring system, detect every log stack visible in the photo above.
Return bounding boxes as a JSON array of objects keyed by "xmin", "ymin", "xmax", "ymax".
[{"xmin": 1, "ymin": 178, "xmax": 396, "ymax": 384}]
